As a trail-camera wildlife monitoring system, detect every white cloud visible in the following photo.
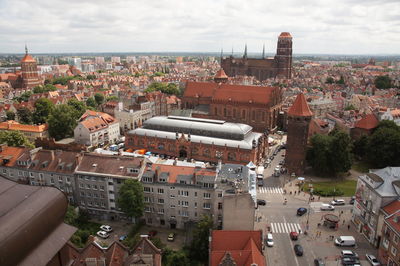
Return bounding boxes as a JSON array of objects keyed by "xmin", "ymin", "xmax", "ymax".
[{"xmin": 0, "ymin": 0, "xmax": 399, "ymax": 54}]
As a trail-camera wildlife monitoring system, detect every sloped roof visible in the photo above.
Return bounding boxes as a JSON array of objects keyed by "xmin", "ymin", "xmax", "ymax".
[
  {"xmin": 21, "ymin": 54, "xmax": 36, "ymax": 63},
  {"xmin": 0, "ymin": 120, "xmax": 48, "ymax": 133},
  {"xmin": 354, "ymin": 114, "xmax": 379, "ymax": 130},
  {"xmin": 210, "ymin": 230, "xmax": 265, "ymax": 266},
  {"xmin": 214, "ymin": 68, "xmax": 228, "ymax": 79},
  {"xmin": 0, "ymin": 145, "xmax": 27, "ymax": 167},
  {"xmin": 279, "ymin": 32, "xmax": 292, "ymax": 38},
  {"xmin": 288, "ymin": 93, "xmax": 313, "ymax": 117}
]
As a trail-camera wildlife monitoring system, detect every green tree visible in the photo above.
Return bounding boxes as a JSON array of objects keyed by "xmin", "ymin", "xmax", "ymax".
[
  {"xmin": 326, "ymin": 77, "xmax": 334, "ymax": 84},
  {"xmin": 329, "ymin": 130, "xmax": 353, "ymax": 174},
  {"xmin": 145, "ymin": 82, "xmax": 180, "ymax": 95},
  {"xmin": 17, "ymin": 107, "xmax": 33, "ymax": 124},
  {"xmin": 86, "ymin": 97, "xmax": 97, "ymax": 109},
  {"xmin": 15, "ymin": 91, "xmax": 32, "ymax": 102},
  {"xmin": 164, "ymin": 249, "xmax": 190, "ymax": 266},
  {"xmin": 64, "ymin": 205, "xmax": 79, "ymax": 225},
  {"xmin": 33, "ymin": 98, "xmax": 55, "ymax": 124},
  {"xmin": 306, "ymin": 134, "xmax": 332, "ymax": 176},
  {"xmin": 117, "ymin": 179, "xmax": 144, "ymax": 220},
  {"xmin": 6, "ymin": 110, "xmax": 15, "ymax": 120},
  {"xmin": 94, "ymin": 93, "xmax": 105, "ymax": 106},
  {"xmin": 374, "ymin": 75, "xmax": 392, "ymax": 89},
  {"xmin": 353, "ymin": 135, "xmax": 368, "ymax": 160},
  {"xmin": 189, "ymin": 215, "xmax": 213, "ymax": 263},
  {"xmin": 67, "ymin": 99, "xmax": 86, "ymax": 119},
  {"xmin": 0, "ymin": 131, "xmax": 34, "ymax": 148},
  {"xmin": 345, "ymin": 104, "xmax": 356, "ymax": 111},
  {"xmin": 336, "ymin": 75, "xmax": 345, "ymax": 85},
  {"xmin": 86, "ymin": 74, "xmax": 96, "ymax": 80},
  {"xmin": 367, "ymin": 124, "xmax": 400, "ymax": 168},
  {"xmin": 48, "ymin": 104, "xmax": 78, "ymax": 140},
  {"xmin": 57, "ymin": 59, "xmax": 69, "ymax": 65},
  {"xmin": 106, "ymin": 96, "xmax": 119, "ymax": 102}
]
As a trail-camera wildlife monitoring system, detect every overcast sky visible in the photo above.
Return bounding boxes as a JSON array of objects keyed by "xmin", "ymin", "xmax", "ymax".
[{"xmin": 0, "ymin": 0, "xmax": 399, "ymax": 54}]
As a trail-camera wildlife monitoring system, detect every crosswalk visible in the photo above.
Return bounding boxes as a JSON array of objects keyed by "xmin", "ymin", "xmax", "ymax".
[
  {"xmin": 270, "ymin": 222, "xmax": 302, "ymax": 234},
  {"xmin": 258, "ymin": 187, "xmax": 284, "ymax": 194}
]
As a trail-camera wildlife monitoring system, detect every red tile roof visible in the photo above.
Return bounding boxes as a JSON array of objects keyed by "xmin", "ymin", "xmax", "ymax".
[
  {"xmin": 0, "ymin": 145, "xmax": 26, "ymax": 166},
  {"xmin": 383, "ymin": 200, "xmax": 400, "ymax": 234},
  {"xmin": 210, "ymin": 230, "xmax": 265, "ymax": 266},
  {"xmin": 215, "ymin": 68, "xmax": 228, "ymax": 79},
  {"xmin": 279, "ymin": 32, "xmax": 292, "ymax": 38},
  {"xmin": 0, "ymin": 120, "xmax": 48, "ymax": 133},
  {"xmin": 288, "ymin": 93, "xmax": 313, "ymax": 117},
  {"xmin": 354, "ymin": 114, "xmax": 379, "ymax": 130},
  {"xmin": 21, "ymin": 54, "xmax": 36, "ymax": 63}
]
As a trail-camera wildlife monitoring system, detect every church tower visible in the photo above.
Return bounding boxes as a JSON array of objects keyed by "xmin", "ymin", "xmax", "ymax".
[
  {"xmin": 275, "ymin": 32, "xmax": 293, "ymax": 79},
  {"xmin": 21, "ymin": 45, "xmax": 40, "ymax": 88},
  {"xmin": 286, "ymin": 93, "xmax": 312, "ymax": 175}
]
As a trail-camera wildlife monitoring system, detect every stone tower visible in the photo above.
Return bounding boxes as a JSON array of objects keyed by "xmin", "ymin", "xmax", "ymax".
[
  {"xmin": 286, "ymin": 93, "xmax": 313, "ymax": 175},
  {"xmin": 275, "ymin": 32, "xmax": 293, "ymax": 79},
  {"xmin": 21, "ymin": 45, "xmax": 40, "ymax": 88}
]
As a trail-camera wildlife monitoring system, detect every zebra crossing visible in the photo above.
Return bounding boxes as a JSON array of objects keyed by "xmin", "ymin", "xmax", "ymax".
[
  {"xmin": 258, "ymin": 187, "xmax": 284, "ymax": 194},
  {"xmin": 270, "ymin": 222, "xmax": 302, "ymax": 234}
]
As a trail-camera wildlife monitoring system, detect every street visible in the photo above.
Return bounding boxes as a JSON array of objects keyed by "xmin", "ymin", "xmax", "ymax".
[{"xmin": 255, "ymin": 135, "xmax": 378, "ymax": 266}]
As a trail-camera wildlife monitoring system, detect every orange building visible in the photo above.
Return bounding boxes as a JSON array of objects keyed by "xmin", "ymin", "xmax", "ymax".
[{"xmin": 0, "ymin": 120, "xmax": 48, "ymax": 143}]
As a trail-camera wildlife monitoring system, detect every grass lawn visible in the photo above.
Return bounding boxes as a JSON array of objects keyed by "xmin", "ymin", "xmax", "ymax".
[
  {"xmin": 352, "ymin": 161, "xmax": 371, "ymax": 173},
  {"xmin": 303, "ymin": 179, "xmax": 357, "ymax": 197}
]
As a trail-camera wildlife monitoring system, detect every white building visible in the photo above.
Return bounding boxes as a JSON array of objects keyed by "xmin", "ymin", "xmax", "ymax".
[{"xmin": 74, "ymin": 110, "xmax": 120, "ymax": 147}]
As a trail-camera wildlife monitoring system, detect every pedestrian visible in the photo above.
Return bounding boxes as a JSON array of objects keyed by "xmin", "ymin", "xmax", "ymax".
[
  {"xmin": 341, "ymin": 210, "xmax": 344, "ymax": 215},
  {"xmin": 318, "ymin": 196, "xmax": 320, "ymax": 200},
  {"xmin": 294, "ymin": 191, "xmax": 297, "ymax": 195},
  {"xmin": 299, "ymin": 229, "xmax": 301, "ymax": 234},
  {"xmin": 343, "ymin": 220, "xmax": 345, "ymax": 225},
  {"xmin": 348, "ymin": 224, "xmax": 350, "ymax": 230}
]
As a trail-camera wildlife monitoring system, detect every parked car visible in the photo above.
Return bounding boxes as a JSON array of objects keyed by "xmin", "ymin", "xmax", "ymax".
[
  {"xmin": 335, "ymin": 236, "xmax": 356, "ymax": 247},
  {"xmin": 331, "ymin": 199, "xmax": 345, "ymax": 206},
  {"xmin": 366, "ymin": 254, "xmax": 380, "ymax": 266},
  {"xmin": 290, "ymin": 231, "xmax": 298, "ymax": 240},
  {"xmin": 297, "ymin": 207, "xmax": 307, "ymax": 216},
  {"xmin": 294, "ymin": 244, "xmax": 303, "ymax": 256},
  {"xmin": 100, "ymin": 225, "xmax": 113, "ymax": 232},
  {"xmin": 257, "ymin": 199, "xmax": 267, "ymax": 206},
  {"xmin": 119, "ymin": 235, "xmax": 127, "ymax": 241},
  {"xmin": 257, "ymin": 179, "xmax": 264, "ymax": 187},
  {"xmin": 266, "ymin": 233, "xmax": 274, "ymax": 247},
  {"xmin": 341, "ymin": 257, "xmax": 360, "ymax": 265},
  {"xmin": 148, "ymin": 230, "xmax": 158, "ymax": 238},
  {"xmin": 320, "ymin": 204, "xmax": 335, "ymax": 211},
  {"xmin": 341, "ymin": 250, "xmax": 359, "ymax": 259},
  {"xmin": 314, "ymin": 258, "xmax": 325, "ymax": 266},
  {"xmin": 167, "ymin": 233, "xmax": 175, "ymax": 242},
  {"xmin": 97, "ymin": 230, "xmax": 109, "ymax": 239}
]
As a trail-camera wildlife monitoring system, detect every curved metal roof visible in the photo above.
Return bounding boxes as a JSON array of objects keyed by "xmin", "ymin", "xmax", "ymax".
[{"xmin": 143, "ymin": 116, "xmax": 253, "ymax": 140}]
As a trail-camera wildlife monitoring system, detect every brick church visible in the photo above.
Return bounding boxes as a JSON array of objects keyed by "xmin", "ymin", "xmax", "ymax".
[
  {"xmin": 221, "ymin": 32, "xmax": 293, "ymax": 81},
  {"xmin": 182, "ymin": 75, "xmax": 283, "ymax": 132}
]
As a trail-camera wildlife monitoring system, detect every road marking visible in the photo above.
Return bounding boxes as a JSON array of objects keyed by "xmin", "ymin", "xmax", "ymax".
[
  {"xmin": 271, "ymin": 222, "xmax": 302, "ymax": 233},
  {"xmin": 283, "ymin": 216, "xmax": 301, "ymax": 266},
  {"xmin": 258, "ymin": 187, "xmax": 284, "ymax": 194}
]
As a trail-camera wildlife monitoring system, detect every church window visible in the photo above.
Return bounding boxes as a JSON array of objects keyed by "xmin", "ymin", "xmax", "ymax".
[{"xmin": 228, "ymin": 152, "xmax": 236, "ymax": 161}]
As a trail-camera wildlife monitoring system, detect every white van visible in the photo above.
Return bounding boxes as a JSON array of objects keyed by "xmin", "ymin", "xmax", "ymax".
[{"xmin": 335, "ymin": 236, "xmax": 356, "ymax": 247}]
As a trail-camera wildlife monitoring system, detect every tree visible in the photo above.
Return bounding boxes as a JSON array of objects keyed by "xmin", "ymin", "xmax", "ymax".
[
  {"xmin": 86, "ymin": 74, "xmax": 96, "ymax": 80},
  {"xmin": 306, "ymin": 134, "xmax": 332, "ymax": 176},
  {"xmin": 6, "ymin": 111, "xmax": 15, "ymax": 120},
  {"xmin": 15, "ymin": 91, "xmax": 32, "ymax": 102},
  {"xmin": 17, "ymin": 107, "xmax": 33, "ymax": 124},
  {"xmin": 374, "ymin": 75, "xmax": 392, "ymax": 89},
  {"xmin": 329, "ymin": 130, "xmax": 353, "ymax": 174},
  {"xmin": 164, "ymin": 249, "xmax": 190, "ymax": 266},
  {"xmin": 33, "ymin": 98, "xmax": 54, "ymax": 124},
  {"xmin": 353, "ymin": 135, "xmax": 368, "ymax": 160},
  {"xmin": 106, "ymin": 96, "xmax": 119, "ymax": 102},
  {"xmin": 94, "ymin": 93, "xmax": 105, "ymax": 106},
  {"xmin": 67, "ymin": 99, "xmax": 86, "ymax": 119},
  {"xmin": 117, "ymin": 179, "xmax": 144, "ymax": 220},
  {"xmin": 336, "ymin": 75, "xmax": 345, "ymax": 85},
  {"xmin": 326, "ymin": 77, "xmax": 334, "ymax": 84},
  {"xmin": 48, "ymin": 104, "xmax": 78, "ymax": 140},
  {"xmin": 189, "ymin": 215, "xmax": 213, "ymax": 263},
  {"xmin": 86, "ymin": 97, "xmax": 97, "ymax": 109},
  {"xmin": 0, "ymin": 131, "xmax": 34, "ymax": 148},
  {"xmin": 345, "ymin": 104, "xmax": 356, "ymax": 111},
  {"xmin": 367, "ymin": 125, "xmax": 400, "ymax": 168},
  {"xmin": 145, "ymin": 82, "xmax": 181, "ymax": 95}
]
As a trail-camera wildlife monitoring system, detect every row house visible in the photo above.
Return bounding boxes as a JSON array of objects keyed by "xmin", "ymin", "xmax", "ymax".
[
  {"xmin": 352, "ymin": 167, "xmax": 400, "ymax": 247},
  {"xmin": 379, "ymin": 200, "xmax": 400, "ymax": 266},
  {"xmin": 74, "ymin": 110, "xmax": 120, "ymax": 147},
  {"xmin": 0, "ymin": 120, "xmax": 49, "ymax": 143},
  {"xmin": 74, "ymin": 153, "xmax": 145, "ymax": 220}
]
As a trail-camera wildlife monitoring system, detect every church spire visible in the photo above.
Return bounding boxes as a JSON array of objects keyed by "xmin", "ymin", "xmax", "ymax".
[
  {"xmin": 243, "ymin": 44, "xmax": 247, "ymax": 59},
  {"xmin": 220, "ymin": 48, "xmax": 223, "ymax": 65},
  {"xmin": 25, "ymin": 44, "xmax": 28, "ymax": 55},
  {"xmin": 262, "ymin": 43, "xmax": 265, "ymax": 59}
]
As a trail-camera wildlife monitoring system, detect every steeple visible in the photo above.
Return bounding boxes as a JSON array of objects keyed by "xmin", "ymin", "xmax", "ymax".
[
  {"xmin": 288, "ymin": 93, "xmax": 313, "ymax": 117},
  {"xmin": 25, "ymin": 44, "xmax": 28, "ymax": 55},
  {"xmin": 231, "ymin": 46, "xmax": 234, "ymax": 57},
  {"xmin": 262, "ymin": 44, "xmax": 265, "ymax": 59},
  {"xmin": 243, "ymin": 44, "xmax": 247, "ymax": 59},
  {"xmin": 220, "ymin": 48, "xmax": 223, "ymax": 65}
]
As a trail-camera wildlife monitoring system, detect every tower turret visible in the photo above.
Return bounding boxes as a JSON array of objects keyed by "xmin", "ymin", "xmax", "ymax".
[
  {"xmin": 286, "ymin": 93, "xmax": 312, "ymax": 175},
  {"xmin": 275, "ymin": 32, "xmax": 293, "ymax": 79},
  {"xmin": 21, "ymin": 45, "xmax": 40, "ymax": 88}
]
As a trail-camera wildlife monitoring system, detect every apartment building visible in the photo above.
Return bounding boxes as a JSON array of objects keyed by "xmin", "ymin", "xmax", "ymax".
[
  {"xmin": 74, "ymin": 153, "xmax": 144, "ymax": 220},
  {"xmin": 352, "ymin": 167, "xmax": 400, "ymax": 247},
  {"xmin": 0, "ymin": 120, "xmax": 49, "ymax": 143},
  {"xmin": 379, "ymin": 200, "xmax": 400, "ymax": 265}
]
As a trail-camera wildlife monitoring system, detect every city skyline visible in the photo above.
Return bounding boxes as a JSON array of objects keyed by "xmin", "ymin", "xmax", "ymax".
[{"xmin": 1, "ymin": 0, "xmax": 399, "ymax": 55}]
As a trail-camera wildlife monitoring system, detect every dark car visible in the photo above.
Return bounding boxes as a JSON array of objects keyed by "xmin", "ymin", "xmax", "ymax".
[
  {"xmin": 257, "ymin": 179, "xmax": 263, "ymax": 187},
  {"xmin": 297, "ymin": 207, "xmax": 307, "ymax": 216},
  {"xmin": 349, "ymin": 196, "xmax": 356, "ymax": 205},
  {"xmin": 341, "ymin": 257, "xmax": 360, "ymax": 265},
  {"xmin": 294, "ymin": 244, "xmax": 303, "ymax": 256},
  {"xmin": 148, "ymin": 230, "xmax": 158, "ymax": 238},
  {"xmin": 257, "ymin": 199, "xmax": 266, "ymax": 206},
  {"xmin": 314, "ymin": 258, "xmax": 325, "ymax": 266}
]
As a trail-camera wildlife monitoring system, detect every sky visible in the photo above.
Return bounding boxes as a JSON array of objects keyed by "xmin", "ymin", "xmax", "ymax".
[{"xmin": 0, "ymin": 0, "xmax": 399, "ymax": 54}]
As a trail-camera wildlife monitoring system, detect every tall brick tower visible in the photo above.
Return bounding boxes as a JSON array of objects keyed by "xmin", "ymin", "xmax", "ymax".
[
  {"xmin": 275, "ymin": 32, "xmax": 293, "ymax": 79},
  {"xmin": 21, "ymin": 45, "xmax": 40, "ymax": 88},
  {"xmin": 286, "ymin": 93, "xmax": 313, "ymax": 175}
]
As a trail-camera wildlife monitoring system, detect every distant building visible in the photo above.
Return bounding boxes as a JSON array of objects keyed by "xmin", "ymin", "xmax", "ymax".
[
  {"xmin": 351, "ymin": 114, "xmax": 379, "ymax": 140},
  {"xmin": 125, "ymin": 116, "xmax": 268, "ymax": 165},
  {"xmin": 74, "ymin": 110, "xmax": 120, "ymax": 147},
  {"xmin": 221, "ymin": 32, "xmax": 293, "ymax": 80},
  {"xmin": 111, "ymin": 56, "xmax": 121, "ymax": 63},
  {"xmin": 21, "ymin": 46, "xmax": 41, "ymax": 88},
  {"xmin": 0, "ymin": 120, "xmax": 49, "ymax": 143},
  {"xmin": 67, "ymin": 57, "xmax": 82, "ymax": 71}
]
